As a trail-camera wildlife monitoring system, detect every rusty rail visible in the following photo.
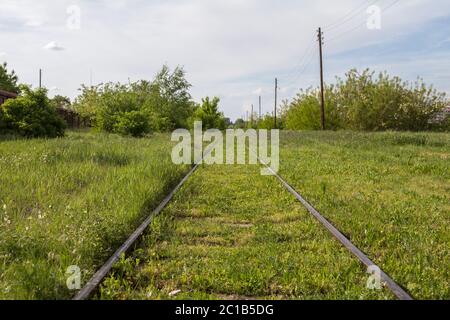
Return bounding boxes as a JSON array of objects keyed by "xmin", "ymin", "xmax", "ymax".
[
  {"xmin": 74, "ymin": 143, "xmax": 216, "ymax": 300},
  {"xmin": 258, "ymin": 157, "xmax": 413, "ymax": 301}
]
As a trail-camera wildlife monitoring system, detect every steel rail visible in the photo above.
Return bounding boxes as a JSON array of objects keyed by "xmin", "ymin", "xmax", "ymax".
[
  {"xmin": 258, "ymin": 157, "xmax": 413, "ymax": 301},
  {"xmin": 74, "ymin": 143, "xmax": 216, "ymax": 300}
]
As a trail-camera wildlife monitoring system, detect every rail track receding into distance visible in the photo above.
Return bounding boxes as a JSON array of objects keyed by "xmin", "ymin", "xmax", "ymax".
[
  {"xmin": 257, "ymin": 157, "xmax": 413, "ymax": 301},
  {"xmin": 74, "ymin": 151, "xmax": 413, "ymax": 301}
]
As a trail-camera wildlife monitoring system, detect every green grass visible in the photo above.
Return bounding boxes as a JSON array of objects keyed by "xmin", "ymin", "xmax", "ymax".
[
  {"xmin": 98, "ymin": 164, "xmax": 393, "ymax": 300},
  {"xmin": 0, "ymin": 131, "xmax": 191, "ymax": 299},
  {"xmin": 278, "ymin": 131, "xmax": 450, "ymax": 299},
  {"xmin": 1, "ymin": 130, "xmax": 448, "ymax": 300}
]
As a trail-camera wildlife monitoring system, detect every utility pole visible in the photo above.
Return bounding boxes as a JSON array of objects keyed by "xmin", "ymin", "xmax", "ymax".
[
  {"xmin": 318, "ymin": 27, "xmax": 326, "ymax": 130},
  {"xmin": 39, "ymin": 69, "xmax": 42, "ymax": 88},
  {"xmin": 274, "ymin": 78, "xmax": 278, "ymax": 129},
  {"xmin": 246, "ymin": 111, "xmax": 249, "ymax": 128},
  {"xmin": 259, "ymin": 96, "xmax": 262, "ymax": 120}
]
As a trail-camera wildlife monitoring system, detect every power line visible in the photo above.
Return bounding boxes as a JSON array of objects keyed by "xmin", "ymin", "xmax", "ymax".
[
  {"xmin": 327, "ymin": 0, "xmax": 401, "ymax": 43},
  {"xmin": 282, "ymin": 49, "xmax": 317, "ymax": 88},
  {"xmin": 282, "ymin": 35, "xmax": 317, "ymax": 81},
  {"xmin": 324, "ymin": 0, "xmax": 380, "ymax": 32}
]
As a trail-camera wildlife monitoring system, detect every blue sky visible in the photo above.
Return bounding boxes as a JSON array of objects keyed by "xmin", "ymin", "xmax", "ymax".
[{"xmin": 0, "ymin": 0, "xmax": 449, "ymax": 120}]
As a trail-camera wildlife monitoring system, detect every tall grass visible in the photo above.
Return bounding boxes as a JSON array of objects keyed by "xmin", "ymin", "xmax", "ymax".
[
  {"xmin": 0, "ymin": 131, "xmax": 190, "ymax": 299},
  {"xmin": 279, "ymin": 131, "xmax": 450, "ymax": 299}
]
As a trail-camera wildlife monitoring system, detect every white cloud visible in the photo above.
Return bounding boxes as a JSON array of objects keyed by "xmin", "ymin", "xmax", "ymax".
[{"xmin": 44, "ymin": 41, "xmax": 65, "ymax": 51}]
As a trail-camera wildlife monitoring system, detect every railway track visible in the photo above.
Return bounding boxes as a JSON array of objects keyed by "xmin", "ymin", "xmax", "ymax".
[
  {"xmin": 74, "ymin": 154, "xmax": 413, "ymax": 301},
  {"xmin": 257, "ymin": 157, "xmax": 413, "ymax": 301}
]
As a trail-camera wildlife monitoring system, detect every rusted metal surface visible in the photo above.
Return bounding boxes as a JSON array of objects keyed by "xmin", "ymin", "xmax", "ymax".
[
  {"xmin": 258, "ymin": 157, "xmax": 413, "ymax": 301},
  {"xmin": 74, "ymin": 163, "xmax": 199, "ymax": 300}
]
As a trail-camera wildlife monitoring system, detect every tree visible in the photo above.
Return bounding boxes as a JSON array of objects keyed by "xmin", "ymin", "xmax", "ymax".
[
  {"xmin": 151, "ymin": 65, "xmax": 195, "ymax": 130},
  {"xmin": 0, "ymin": 86, "xmax": 66, "ymax": 138},
  {"xmin": 0, "ymin": 62, "xmax": 20, "ymax": 94},
  {"xmin": 51, "ymin": 95, "xmax": 71, "ymax": 109},
  {"xmin": 191, "ymin": 96, "xmax": 226, "ymax": 130},
  {"xmin": 73, "ymin": 65, "xmax": 196, "ymax": 135},
  {"xmin": 234, "ymin": 118, "xmax": 246, "ymax": 129}
]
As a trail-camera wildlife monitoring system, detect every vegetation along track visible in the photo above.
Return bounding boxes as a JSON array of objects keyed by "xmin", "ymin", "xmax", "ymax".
[
  {"xmin": 76, "ymin": 151, "xmax": 415, "ymax": 300},
  {"xmin": 76, "ymin": 131, "xmax": 450, "ymax": 300}
]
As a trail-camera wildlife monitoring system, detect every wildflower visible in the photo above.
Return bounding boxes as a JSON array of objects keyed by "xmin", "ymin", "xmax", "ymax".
[
  {"xmin": 3, "ymin": 218, "xmax": 11, "ymax": 225},
  {"xmin": 169, "ymin": 289, "xmax": 181, "ymax": 297}
]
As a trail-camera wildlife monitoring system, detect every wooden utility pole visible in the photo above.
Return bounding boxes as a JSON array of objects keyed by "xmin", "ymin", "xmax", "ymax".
[
  {"xmin": 259, "ymin": 96, "xmax": 262, "ymax": 120},
  {"xmin": 274, "ymin": 78, "xmax": 278, "ymax": 129},
  {"xmin": 39, "ymin": 69, "xmax": 42, "ymax": 88},
  {"xmin": 318, "ymin": 27, "xmax": 326, "ymax": 130},
  {"xmin": 251, "ymin": 104, "xmax": 254, "ymax": 127}
]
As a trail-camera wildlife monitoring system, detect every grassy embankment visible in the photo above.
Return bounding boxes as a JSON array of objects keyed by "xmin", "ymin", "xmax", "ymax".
[{"xmin": 0, "ymin": 131, "xmax": 191, "ymax": 299}]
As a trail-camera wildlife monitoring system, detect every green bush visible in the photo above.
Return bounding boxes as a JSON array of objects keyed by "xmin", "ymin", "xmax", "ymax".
[
  {"xmin": 257, "ymin": 115, "xmax": 277, "ymax": 130},
  {"xmin": 74, "ymin": 65, "xmax": 195, "ymax": 135},
  {"xmin": 285, "ymin": 69, "xmax": 448, "ymax": 132},
  {"xmin": 113, "ymin": 111, "xmax": 150, "ymax": 137},
  {"xmin": 0, "ymin": 86, "xmax": 66, "ymax": 138},
  {"xmin": 191, "ymin": 96, "xmax": 226, "ymax": 130}
]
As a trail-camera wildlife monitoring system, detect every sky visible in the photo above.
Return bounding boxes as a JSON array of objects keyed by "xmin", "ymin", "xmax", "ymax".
[{"xmin": 0, "ymin": 0, "xmax": 449, "ymax": 120}]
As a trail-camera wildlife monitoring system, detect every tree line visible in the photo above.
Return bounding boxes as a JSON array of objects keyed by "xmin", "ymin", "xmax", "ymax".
[
  {"xmin": 1, "ymin": 61, "xmax": 449, "ymax": 139},
  {"xmin": 236, "ymin": 69, "xmax": 449, "ymax": 132},
  {"xmin": 0, "ymin": 63, "xmax": 228, "ymax": 138}
]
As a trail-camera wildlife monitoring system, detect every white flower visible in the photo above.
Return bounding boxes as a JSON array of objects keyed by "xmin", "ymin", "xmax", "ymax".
[{"xmin": 169, "ymin": 290, "xmax": 181, "ymax": 297}]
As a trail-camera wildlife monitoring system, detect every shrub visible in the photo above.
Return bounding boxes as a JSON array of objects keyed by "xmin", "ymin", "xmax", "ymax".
[
  {"xmin": 74, "ymin": 65, "xmax": 195, "ymax": 135},
  {"xmin": 113, "ymin": 111, "xmax": 150, "ymax": 137},
  {"xmin": 285, "ymin": 69, "xmax": 448, "ymax": 132},
  {"xmin": 0, "ymin": 86, "xmax": 66, "ymax": 138},
  {"xmin": 191, "ymin": 96, "xmax": 226, "ymax": 130}
]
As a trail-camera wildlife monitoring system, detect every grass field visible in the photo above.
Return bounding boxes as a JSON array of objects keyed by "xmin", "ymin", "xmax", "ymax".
[
  {"xmin": 98, "ymin": 131, "xmax": 449, "ymax": 300},
  {"xmin": 0, "ymin": 131, "xmax": 190, "ymax": 299},
  {"xmin": 278, "ymin": 131, "xmax": 450, "ymax": 299},
  {"xmin": 0, "ymin": 130, "xmax": 449, "ymax": 300}
]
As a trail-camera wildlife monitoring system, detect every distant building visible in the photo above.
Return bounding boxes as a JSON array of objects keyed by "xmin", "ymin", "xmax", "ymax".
[{"xmin": 0, "ymin": 89, "xmax": 18, "ymax": 105}]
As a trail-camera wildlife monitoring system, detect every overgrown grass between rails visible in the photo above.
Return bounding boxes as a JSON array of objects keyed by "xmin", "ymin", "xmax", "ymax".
[
  {"xmin": 0, "ymin": 131, "xmax": 191, "ymax": 299},
  {"xmin": 97, "ymin": 164, "xmax": 393, "ymax": 300}
]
